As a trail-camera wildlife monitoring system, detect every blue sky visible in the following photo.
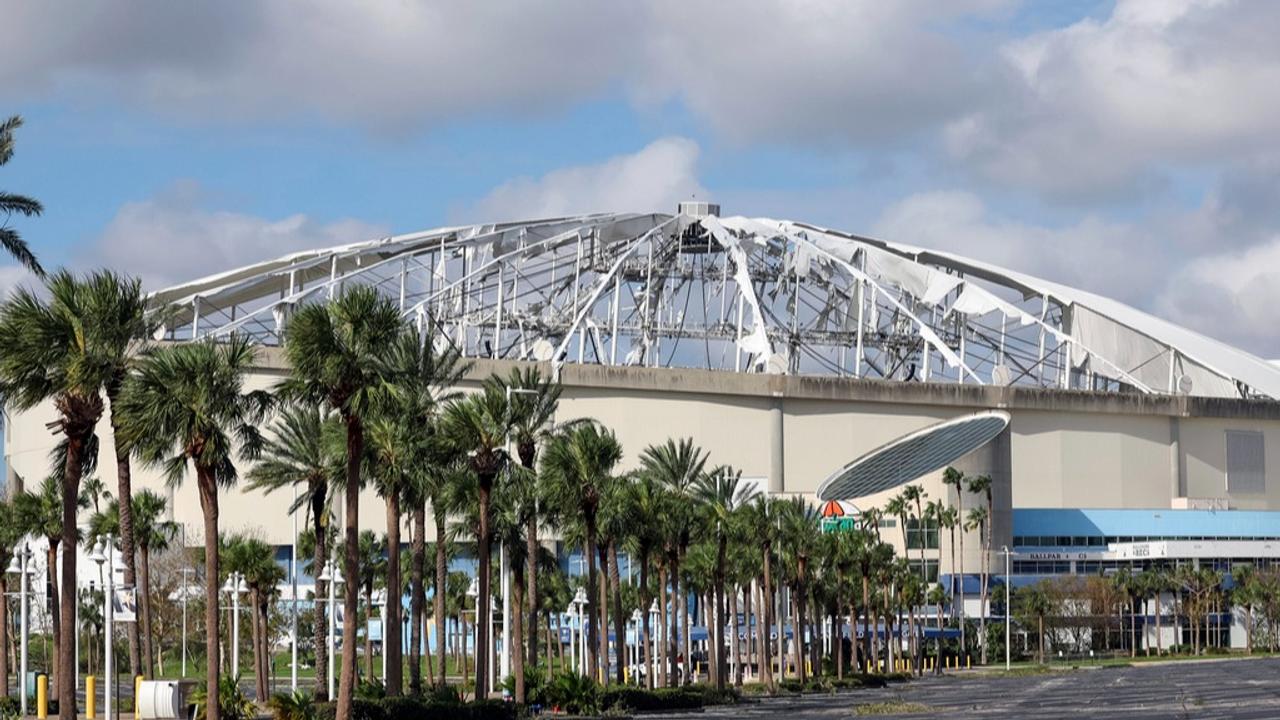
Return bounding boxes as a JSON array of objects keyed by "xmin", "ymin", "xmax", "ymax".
[{"xmin": 4, "ymin": 0, "xmax": 1280, "ymax": 356}]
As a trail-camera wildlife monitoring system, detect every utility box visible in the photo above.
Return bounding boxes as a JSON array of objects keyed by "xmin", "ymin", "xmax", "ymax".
[{"xmin": 137, "ymin": 680, "xmax": 198, "ymax": 720}]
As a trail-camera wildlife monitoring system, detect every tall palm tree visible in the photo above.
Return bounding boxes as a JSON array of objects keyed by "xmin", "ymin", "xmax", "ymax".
[
  {"xmin": 384, "ymin": 326, "xmax": 466, "ymax": 693},
  {"xmin": 620, "ymin": 473, "xmax": 668, "ymax": 689},
  {"xmin": 245, "ymin": 403, "xmax": 341, "ymax": 700},
  {"xmin": 0, "ymin": 115, "xmax": 45, "ymax": 274},
  {"xmin": 964, "ymin": 504, "xmax": 990, "ymax": 663},
  {"xmin": 116, "ymin": 337, "xmax": 270, "ymax": 720},
  {"xmin": 900, "ymin": 484, "xmax": 927, "ymax": 581},
  {"xmin": 0, "ymin": 270, "xmax": 138, "ymax": 718},
  {"xmin": 742, "ymin": 495, "xmax": 781, "ymax": 689},
  {"xmin": 693, "ymin": 466, "xmax": 757, "ymax": 690},
  {"xmin": 778, "ymin": 497, "xmax": 820, "ymax": 683},
  {"xmin": 223, "ymin": 534, "xmax": 284, "ymax": 703},
  {"xmin": 132, "ymin": 489, "xmax": 179, "ymax": 677},
  {"xmin": 440, "ymin": 383, "xmax": 514, "ymax": 697},
  {"xmin": 965, "ymin": 474, "xmax": 994, "ymax": 663},
  {"xmin": 941, "ymin": 466, "xmax": 967, "ymax": 654},
  {"xmin": 639, "ymin": 438, "xmax": 708, "ymax": 685},
  {"xmin": 541, "ymin": 421, "xmax": 623, "ymax": 685},
  {"xmin": 14, "ymin": 476, "xmax": 88, "ymax": 705},
  {"xmin": 277, "ymin": 286, "xmax": 402, "ymax": 718},
  {"xmin": 367, "ymin": 413, "xmax": 415, "ymax": 696},
  {"xmin": 491, "ymin": 367, "xmax": 561, "ymax": 672}
]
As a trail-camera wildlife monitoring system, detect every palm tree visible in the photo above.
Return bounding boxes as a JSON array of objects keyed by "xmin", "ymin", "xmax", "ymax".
[
  {"xmin": 14, "ymin": 476, "xmax": 88, "ymax": 705},
  {"xmin": 383, "ymin": 326, "xmax": 465, "ymax": 693},
  {"xmin": 1013, "ymin": 582, "xmax": 1053, "ymax": 663},
  {"xmin": 367, "ymin": 413, "xmax": 415, "ymax": 696},
  {"xmin": 440, "ymin": 383, "xmax": 513, "ymax": 697},
  {"xmin": 964, "ymin": 504, "xmax": 990, "ymax": 663},
  {"xmin": 350, "ymin": 531, "xmax": 386, "ymax": 680},
  {"xmin": 489, "ymin": 368, "xmax": 560, "ymax": 675},
  {"xmin": 541, "ymin": 421, "xmax": 624, "ymax": 685},
  {"xmin": 900, "ymin": 484, "xmax": 927, "ymax": 582},
  {"xmin": 639, "ymin": 438, "xmax": 708, "ymax": 685},
  {"xmin": 0, "ymin": 115, "xmax": 45, "ymax": 274},
  {"xmin": 0, "ymin": 270, "xmax": 139, "ymax": 718},
  {"xmin": 116, "ymin": 337, "xmax": 270, "ymax": 720},
  {"xmin": 277, "ymin": 286, "xmax": 402, "ymax": 718},
  {"xmin": 965, "ymin": 474, "xmax": 994, "ymax": 663},
  {"xmin": 778, "ymin": 497, "xmax": 820, "ymax": 683},
  {"xmin": 941, "ymin": 467, "xmax": 967, "ymax": 654},
  {"xmin": 1231, "ymin": 565, "xmax": 1257, "ymax": 655},
  {"xmin": 742, "ymin": 495, "xmax": 781, "ymax": 689},
  {"xmin": 223, "ymin": 535, "xmax": 284, "ymax": 703},
  {"xmin": 133, "ymin": 489, "xmax": 179, "ymax": 677},
  {"xmin": 693, "ymin": 466, "xmax": 757, "ymax": 690},
  {"xmin": 245, "ymin": 403, "xmax": 341, "ymax": 700},
  {"xmin": 620, "ymin": 473, "xmax": 668, "ymax": 689}
]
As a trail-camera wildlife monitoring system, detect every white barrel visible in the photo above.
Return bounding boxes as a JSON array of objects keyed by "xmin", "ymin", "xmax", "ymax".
[{"xmin": 137, "ymin": 681, "xmax": 182, "ymax": 720}]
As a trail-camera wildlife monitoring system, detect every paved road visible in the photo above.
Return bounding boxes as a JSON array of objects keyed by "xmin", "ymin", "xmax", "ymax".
[{"xmin": 650, "ymin": 658, "xmax": 1280, "ymax": 719}]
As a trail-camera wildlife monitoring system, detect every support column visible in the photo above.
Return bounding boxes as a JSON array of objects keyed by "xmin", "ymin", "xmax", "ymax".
[{"xmin": 769, "ymin": 399, "xmax": 785, "ymax": 494}]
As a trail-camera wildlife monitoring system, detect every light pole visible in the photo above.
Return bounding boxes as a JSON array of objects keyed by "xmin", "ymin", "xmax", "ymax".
[
  {"xmin": 318, "ymin": 557, "xmax": 343, "ymax": 700},
  {"xmin": 1001, "ymin": 545, "xmax": 1011, "ymax": 671},
  {"xmin": 630, "ymin": 608, "xmax": 642, "ymax": 682},
  {"xmin": 648, "ymin": 600, "xmax": 659, "ymax": 687},
  {"xmin": 179, "ymin": 568, "xmax": 195, "ymax": 678},
  {"xmin": 572, "ymin": 588, "xmax": 588, "ymax": 678},
  {"xmin": 222, "ymin": 572, "xmax": 247, "ymax": 675},
  {"xmin": 500, "ymin": 385, "xmax": 538, "ymax": 693},
  {"xmin": 89, "ymin": 536, "xmax": 115, "ymax": 720},
  {"xmin": 6, "ymin": 543, "xmax": 33, "ymax": 716}
]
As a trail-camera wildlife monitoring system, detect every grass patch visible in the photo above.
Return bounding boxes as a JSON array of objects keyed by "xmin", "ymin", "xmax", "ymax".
[{"xmin": 853, "ymin": 700, "xmax": 933, "ymax": 715}]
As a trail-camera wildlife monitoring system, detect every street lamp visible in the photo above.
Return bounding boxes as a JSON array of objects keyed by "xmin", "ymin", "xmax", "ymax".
[
  {"xmin": 1000, "ymin": 545, "xmax": 1012, "ymax": 671},
  {"xmin": 501, "ymin": 386, "xmax": 539, "ymax": 692},
  {"xmin": 6, "ymin": 543, "xmax": 34, "ymax": 717},
  {"xmin": 89, "ymin": 536, "xmax": 114, "ymax": 720},
  {"xmin": 630, "ymin": 608, "xmax": 642, "ymax": 682},
  {"xmin": 318, "ymin": 558, "xmax": 343, "ymax": 700},
  {"xmin": 572, "ymin": 588, "xmax": 589, "ymax": 678},
  {"xmin": 648, "ymin": 600, "xmax": 659, "ymax": 688},
  {"xmin": 222, "ymin": 572, "xmax": 248, "ymax": 674}
]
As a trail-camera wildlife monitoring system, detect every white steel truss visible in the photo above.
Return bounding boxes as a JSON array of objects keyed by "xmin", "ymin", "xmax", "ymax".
[{"xmin": 148, "ymin": 205, "xmax": 1280, "ymax": 400}]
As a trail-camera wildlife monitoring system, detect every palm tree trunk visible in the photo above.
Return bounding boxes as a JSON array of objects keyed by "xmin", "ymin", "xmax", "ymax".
[
  {"xmin": 609, "ymin": 543, "xmax": 625, "ymax": 685},
  {"xmin": 107, "ymin": 383, "xmax": 143, "ymax": 681},
  {"xmin": 760, "ymin": 550, "xmax": 774, "ymax": 689},
  {"xmin": 510, "ymin": 555, "xmax": 526, "ymax": 703},
  {"xmin": 639, "ymin": 552, "xmax": 653, "ymax": 690},
  {"xmin": 363, "ymin": 584, "xmax": 374, "ymax": 680},
  {"xmin": 714, "ymin": 535, "xmax": 727, "ymax": 690},
  {"xmin": 475, "ymin": 475, "xmax": 494, "ymax": 698},
  {"xmin": 460, "ymin": 611, "xmax": 469, "ymax": 693},
  {"xmin": 596, "ymin": 541, "xmax": 610, "ymax": 684},
  {"xmin": 140, "ymin": 544, "xmax": 156, "ymax": 677},
  {"xmin": 791, "ymin": 585, "xmax": 805, "ymax": 682},
  {"xmin": 310, "ymin": 486, "xmax": 329, "ymax": 702},
  {"xmin": 525, "ymin": 508, "xmax": 540, "ymax": 673},
  {"xmin": 336, "ymin": 416, "xmax": 364, "ymax": 720},
  {"xmin": 730, "ymin": 585, "xmax": 741, "ymax": 686},
  {"xmin": 658, "ymin": 564, "xmax": 670, "ymax": 687},
  {"xmin": 675, "ymin": 549, "xmax": 688, "ymax": 685},
  {"xmin": 433, "ymin": 508, "xmax": 448, "ymax": 686},
  {"xmin": 409, "ymin": 505, "xmax": 425, "ymax": 695},
  {"xmin": 197, "ymin": 467, "xmax": 222, "ymax": 720},
  {"xmin": 384, "ymin": 492, "xmax": 403, "ymax": 696},
  {"xmin": 955, "ymin": 494, "xmax": 965, "ymax": 656},
  {"xmin": 584, "ymin": 526, "xmax": 601, "ymax": 686},
  {"xmin": 46, "ymin": 542, "xmax": 61, "ymax": 705},
  {"xmin": 250, "ymin": 588, "xmax": 265, "ymax": 703}
]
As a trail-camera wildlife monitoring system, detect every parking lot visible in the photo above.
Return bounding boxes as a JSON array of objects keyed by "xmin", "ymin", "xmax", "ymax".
[{"xmin": 648, "ymin": 657, "xmax": 1280, "ymax": 719}]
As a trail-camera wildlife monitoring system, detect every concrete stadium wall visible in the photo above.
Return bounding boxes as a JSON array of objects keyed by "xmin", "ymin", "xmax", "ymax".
[{"xmin": 7, "ymin": 352, "xmax": 1280, "ymax": 565}]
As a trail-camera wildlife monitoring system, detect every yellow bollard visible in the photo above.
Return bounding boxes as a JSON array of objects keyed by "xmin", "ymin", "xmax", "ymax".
[
  {"xmin": 966, "ymin": 655, "xmax": 971, "ymax": 669},
  {"xmin": 136, "ymin": 676, "xmax": 144, "ymax": 720},
  {"xmin": 37, "ymin": 674, "xmax": 48, "ymax": 719},
  {"xmin": 87, "ymin": 676, "xmax": 97, "ymax": 719}
]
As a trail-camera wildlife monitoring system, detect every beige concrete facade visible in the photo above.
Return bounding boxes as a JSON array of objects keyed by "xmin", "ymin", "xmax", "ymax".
[{"xmin": 7, "ymin": 352, "xmax": 1280, "ymax": 567}]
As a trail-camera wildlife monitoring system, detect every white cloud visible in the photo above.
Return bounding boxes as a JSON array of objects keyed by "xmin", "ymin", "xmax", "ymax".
[
  {"xmin": 0, "ymin": 1, "xmax": 1000, "ymax": 143},
  {"xmin": 90, "ymin": 182, "xmax": 387, "ymax": 290},
  {"xmin": 947, "ymin": 0, "xmax": 1280, "ymax": 197},
  {"xmin": 1157, "ymin": 236, "xmax": 1280, "ymax": 358},
  {"xmin": 466, "ymin": 137, "xmax": 706, "ymax": 221}
]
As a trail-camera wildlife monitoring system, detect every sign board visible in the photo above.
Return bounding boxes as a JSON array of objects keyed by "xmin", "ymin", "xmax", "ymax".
[{"xmin": 112, "ymin": 587, "xmax": 137, "ymax": 623}]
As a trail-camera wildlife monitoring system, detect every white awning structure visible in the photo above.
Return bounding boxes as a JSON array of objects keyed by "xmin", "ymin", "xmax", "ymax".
[{"xmin": 148, "ymin": 203, "xmax": 1280, "ymax": 400}]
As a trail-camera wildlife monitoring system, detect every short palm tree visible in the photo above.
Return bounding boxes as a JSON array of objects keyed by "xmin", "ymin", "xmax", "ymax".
[
  {"xmin": 0, "ymin": 270, "xmax": 133, "ymax": 718},
  {"xmin": 133, "ymin": 489, "xmax": 179, "ymax": 676},
  {"xmin": 0, "ymin": 495, "xmax": 22, "ymax": 694},
  {"xmin": 693, "ymin": 466, "xmax": 757, "ymax": 689},
  {"xmin": 541, "ymin": 421, "xmax": 623, "ymax": 684},
  {"xmin": 277, "ymin": 286, "xmax": 402, "ymax": 718},
  {"xmin": 246, "ymin": 402, "xmax": 341, "ymax": 699},
  {"xmin": 620, "ymin": 473, "xmax": 668, "ymax": 689},
  {"xmin": 441, "ymin": 383, "xmax": 513, "ymax": 697},
  {"xmin": 116, "ymin": 337, "xmax": 270, "ymax": 720},
  {"xmin": 14, "ymin": 476, "xmax": 88, "ymax": 705},
  {"xmin": 941, "ymin": 466, "xmax": 967, "ymax": 651},
  {"xmin": 0, "ymin": 115, "xmax": 44, "ymax": 274},
  {"xmin": 639, "ymin": 438, "xmax": 708, "ymax": 685}
]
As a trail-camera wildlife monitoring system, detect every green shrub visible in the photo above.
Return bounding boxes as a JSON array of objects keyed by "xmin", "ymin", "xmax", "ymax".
[
  {"xmin": 314, "ymin": 699, "xmax": 385, "ymax": 720},
  {"xmin": 544, "ymin": 672, "xmax": 601, "ymax": 715},
  {"xmin": 422, "ymin": 684, "xmax": 463, "ymax": 704},
  {"xmin": 0, "ymin": 696, "xmax": 20, "ymax": 720},
  {"xmin": 191, "ymin": 676, "xmax": 256, "ymax": 720},
  {"xmin": 356, "ymin": 678, "xmax": 387, "ymax": 700},
  {"xmin": 269, "ymin": 690, "xmax": 317, "ymax": 720},
  {"xmin": 381, "ymin": 696, "xmax": 431, "ymax": 720}
]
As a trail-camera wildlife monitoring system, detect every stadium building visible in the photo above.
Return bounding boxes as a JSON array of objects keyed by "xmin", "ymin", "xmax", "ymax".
[{"xmin": 7, "ymin": 202, "xmax": 1280, "ymax": 648}]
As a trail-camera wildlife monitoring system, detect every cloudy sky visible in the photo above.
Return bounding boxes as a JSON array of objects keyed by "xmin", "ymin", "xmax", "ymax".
[{"xmin": 3, "ymin": 0, "xmax": 1280, "ymax": 356}]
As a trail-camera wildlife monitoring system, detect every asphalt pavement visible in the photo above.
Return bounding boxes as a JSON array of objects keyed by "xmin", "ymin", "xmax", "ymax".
[{"xmin": 647, "ymin": 657, "xmax": 1280, "ymax": 719}]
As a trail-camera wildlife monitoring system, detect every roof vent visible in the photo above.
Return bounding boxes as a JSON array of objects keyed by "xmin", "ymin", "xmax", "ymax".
[{"xmin": 678, "ymin": 201, "xmax": 720, "ymax": 218}]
